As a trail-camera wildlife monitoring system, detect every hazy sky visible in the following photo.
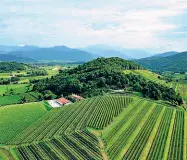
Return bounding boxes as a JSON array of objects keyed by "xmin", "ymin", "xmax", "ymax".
[{"xmin": 0, "ymin": 0, "xmax": 187, "ymax": 52}]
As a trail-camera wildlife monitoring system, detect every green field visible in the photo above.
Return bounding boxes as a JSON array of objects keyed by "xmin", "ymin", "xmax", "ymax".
[
  {"xmin": 0, "ymin": 84, "xmax": 30, "ymax": 95},
  {"xmin": 0, "ymin": 102, "xmax": 47, "ymax": 144},
  {"xmin": 168, "ymin": 80, "xmax": 187, "ymax": 101},
  {"xmin": 124, "ymin": 70, "xmax": 166, "ymax": 84},
  {"xmin": 0, "ymin": 96, "xmax": 186, "ymax": 160}
]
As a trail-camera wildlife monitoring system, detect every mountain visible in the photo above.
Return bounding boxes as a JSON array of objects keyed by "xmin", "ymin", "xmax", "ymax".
[
  {"xmin": 0, "ymin": 54, "xmax": 36, "ymax": 62},
  {"xmin": 144, "ymin": 51, "xmax": 179, "ymax": 60},
  {"xmin": 0, "ymin": 45, "xmax": 38, "ymax": 53},
  {"xmin": 136, "ymin": 51, "xmax": 187, "ymax": 72},
  {"xmin": 82, "ymin": 45, "xmax": 130, "ymax": 59},
  {"xmin": 82, "ymin": 45, "xmax": 152, "ymax": 59},
  {"xmin": 7, "ymin": 46, "xmax": 94, "ymax": 62}
]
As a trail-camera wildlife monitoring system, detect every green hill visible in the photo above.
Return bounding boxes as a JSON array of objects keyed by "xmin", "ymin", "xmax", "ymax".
[
  {"xmin": 33, "ymin": 57, "xmax": 182, "ymax": 105},
  {"xmin": 0, "ymin": 62, "xmax": 27, "ymax": 72},
  {"xmin": 136, "ymin": 51, "xmax": 187, "ymax": 72}
]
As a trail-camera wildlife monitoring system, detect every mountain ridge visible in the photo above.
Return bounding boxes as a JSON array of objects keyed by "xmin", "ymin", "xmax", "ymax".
[{"xmin": 136, "ymin": 51, "xmax": 187, "ymax": 72}]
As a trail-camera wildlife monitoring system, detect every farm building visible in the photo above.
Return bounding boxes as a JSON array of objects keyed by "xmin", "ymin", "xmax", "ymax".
[
  {"xmin": 71, "ymin": 94, "xmax": 84, "ymax": 101},
  {"xmin": 48, "ymin": 100, "xmax": 61, "ymax": 108},
  {"xmin": 57, "ymin": 97, "xmax": 71, "ymax": 106}
]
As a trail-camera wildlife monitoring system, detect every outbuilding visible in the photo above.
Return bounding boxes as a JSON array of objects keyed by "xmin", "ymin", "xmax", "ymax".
[
  {"xmin": 57, "ymin": 97, "xmax": 71, "ymax": 106},
  {"xmin": 71, "ymin": 94, "xmax": 84, "ymax": 101}
]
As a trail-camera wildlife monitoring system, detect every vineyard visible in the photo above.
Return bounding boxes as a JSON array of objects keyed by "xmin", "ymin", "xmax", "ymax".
[{"xmin": 0, "ymin": 95, "xmax": 186, "ymax": 160}]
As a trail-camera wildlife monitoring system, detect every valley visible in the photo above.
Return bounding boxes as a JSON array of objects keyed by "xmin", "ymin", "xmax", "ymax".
[{"xmin": 0, "ymin": 57, "xmax": 186, "ymax": 160}]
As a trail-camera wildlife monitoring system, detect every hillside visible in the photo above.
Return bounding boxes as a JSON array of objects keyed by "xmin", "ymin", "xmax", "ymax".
[
  {"xmin": 145, "ymin": 51, "xmax": 179, "ymax": 60},
  {"xmin": 0, "ymin": 54, "xmax": 36, "ymax": 62},
  {"xmin": 7, "ymin": 46, "xmax": 94, "ymax": 62},
  {"xmin": 0, "ymin": 96, "xmax": 186, "ymax": 160},
  {"xmin": 136, "ymin": 51, "xmax": 187, "ymax": 72},
  {"xmin": 0, "ymin": 45, "xmax": 38, "ymax": 53},
  {"xmin": 33, "ymin": 57, "xmax": 182, "ymax": 105},
  {"xmin": 0, "ymin": 62, "xmax": 27, "ymax": 72}
]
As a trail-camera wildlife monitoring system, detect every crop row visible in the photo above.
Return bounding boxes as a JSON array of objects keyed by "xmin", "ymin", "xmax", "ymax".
[
  {"xmin": 103, "ymin": 99, "xmax": 145, "ymax": 143},
  {"xmin": 87, "ymin": 96, "xmax": 132, "ymax": 129},
  {"xmin": 9, "ymin": 96, "xmax": 132, "ymax": 145},
  {"xmin": 122, "ymin": 105, "xmax": 163, "ymax": 160},
  {"xmin": 167, "ymin": 110, "xmax": 184, "ymax": 160},
  {"xmin": 107, "ymin": 101, "xmax": 154, "ymax": 159},
  {"xmin": 15, "ymin": 131, "xmax": 102, "ymax": 160},
  {"xmin": 146, "ymin": 108, "xmax": 174, "ymax": 160}
]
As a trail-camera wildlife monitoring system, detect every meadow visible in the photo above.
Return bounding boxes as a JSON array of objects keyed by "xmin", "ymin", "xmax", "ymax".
[
  {"xmin": 124, "ymin": 70, "xmax": 166, "ymax": 84},
  {"xmin": 0, "ymin": 65, "xmax": 60, "ymax": 106},
  {"xmin": 0, "ymin": 84, "xmax": 30, "ymax": 95}
]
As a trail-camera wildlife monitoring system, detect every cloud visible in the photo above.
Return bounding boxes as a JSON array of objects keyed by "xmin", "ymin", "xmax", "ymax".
[{"xmin": 0, "ymin": 0, "xmax": 186, "ymax": 52}]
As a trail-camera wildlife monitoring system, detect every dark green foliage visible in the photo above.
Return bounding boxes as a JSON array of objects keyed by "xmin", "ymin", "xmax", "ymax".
[
  {"xmin": 136, "ymin": 51, "xmax": 187, "ymax": 72},
  {"xmin": 0, "ymin": 78, "xmax": 11, "ymax": 84},
  {"xmin": 27, "ymin": 68, "xmax": 48, "ymax": 76},
  {"xmin": 33, "ymin": 57, "xmax": 182, "ymax": 105},
  {"xmin": 0, "ymin": 62, "xmax": 26, "ymax": 72}
]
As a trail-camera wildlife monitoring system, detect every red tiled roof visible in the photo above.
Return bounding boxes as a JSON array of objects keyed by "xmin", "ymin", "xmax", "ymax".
[
  {"xmin": 57, "ymin": 98, "xmax": 70, "ymax": 104},
  {"xmin": 72, "ymin": 94, "xmax": 84, "ymax": 100}
]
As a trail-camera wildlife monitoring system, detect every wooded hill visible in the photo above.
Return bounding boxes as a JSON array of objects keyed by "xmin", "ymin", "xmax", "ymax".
[
  {"xmin": 0, "ymin": 62, "xmax": 26, "ymax": 73},
  {"xmin": 33, "ymin": 57, "xmax": 182, "ymax": 105},
  {"xmin": 136, "ymin": 51, "xmax": 187, "ymax": 72}
]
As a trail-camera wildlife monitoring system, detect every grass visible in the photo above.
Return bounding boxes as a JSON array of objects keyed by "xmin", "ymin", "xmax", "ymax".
[
  {"xmin": 0, "ymin": 84, "xmax": 30, "ymax": 96},
  {"xmin": 139, "ymin": 106, "xmax": 166, "ymax": 160},
  {"xmin": 0, "ymin": 95, "xmax": 21, "ymax": 106},
  {"xmin": 0, "ymin": 102, "xmax": 47, "ymax": 144},
  {"xmin": 124, "ymin": 70, "xmax": 166, "ymax": 84}
]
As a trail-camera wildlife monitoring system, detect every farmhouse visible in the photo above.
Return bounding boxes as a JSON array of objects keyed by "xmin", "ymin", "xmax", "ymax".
[
  {"xmin": 57, "ymin": 97, "xmax": 71, "ymax": 106},
  {"xmin": 71, "ymin": 94, "xmax": 84, "ymax": 101}
]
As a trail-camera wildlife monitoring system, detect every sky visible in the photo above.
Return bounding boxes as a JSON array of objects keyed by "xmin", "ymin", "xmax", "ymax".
[{"xmin": 0, "ymin": 0, "xmax": 187, "ymax": 52}]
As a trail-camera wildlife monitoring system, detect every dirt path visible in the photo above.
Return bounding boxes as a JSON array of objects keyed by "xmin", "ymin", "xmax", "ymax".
[
  {"xmin": 0, "ymin": 147, "xmax": 15, "ymax": 160},
  {"xmin": 88, "ymin": 128, "xmax": 109, "ymax": 160},
  {"xmin": 97, "ymin": 137, "xmax": 108, "ymax": 160}
]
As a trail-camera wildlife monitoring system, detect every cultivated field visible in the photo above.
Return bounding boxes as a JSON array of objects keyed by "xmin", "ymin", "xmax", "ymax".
[
  {"xmin": 0, "ymin": 102, "xmax": 47, "ymax": 144},
  {"xmin": 0, "ymin": 95, "xmax": 186, "ymax": 160}
]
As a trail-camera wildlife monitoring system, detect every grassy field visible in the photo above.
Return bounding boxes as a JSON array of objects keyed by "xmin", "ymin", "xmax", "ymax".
[
  {"xmin": 0, "ymin": 95, "xmax": 22, "ymax": 106},
  {"xmin": 0, "ymin": 102, "xmax": 47, "ymax": 144},
  {"xmin": 124, "ymin": 70, "xmax": 166, "ymax": 84},
  {"xmin": 0, "ymin": 71, "xmax": 26, "ymax": 79},
  {"xmin": 0, "ymin": 96, "xmax": 185, "ymax": 160},
  {"xmin": 168, "ymin": 80, "xmax": 187, "ymax": 101},
  {"xmin": 0, "ymin": 84, "xmax": 30, "ymax": 96}
]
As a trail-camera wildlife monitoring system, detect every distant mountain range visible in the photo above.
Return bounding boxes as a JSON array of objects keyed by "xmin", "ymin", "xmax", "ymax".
[
  {"xmin": 0, "ymin": 45, "xmax": 95, "ymax": 62},
  {"xmin": 0, "ymin": 44, "xmax": 153, "ymax": 62},
  {"xmin": 0, "ymin": 54, "xmax": 36, "ymax": 62},
  {"xmin": 142, "ymin": 51, "xmax": 179, "ymax": 60},
  {"xmin": 82, "ymin": 45, "xmax": 152, "ymax": 59},
  {"xmin": 0, "ymin": 45, "xmax": 185, "ymax": 69},
  {"xmin": 7, "ymin": 46, "xmax": 94, "ymax": 62},
  {"xmin": 0, "ymin": 45, "xmax": 39, "ymax": 53},
  {"xmin": 136, "ymin": 51, "xmax": 187, "ymax": 72}
]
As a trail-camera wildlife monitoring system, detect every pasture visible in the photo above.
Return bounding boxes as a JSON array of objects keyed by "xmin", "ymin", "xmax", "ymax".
[{"xmin": 0, "ymin": 84, "xmax": 30, "ymax": 96}]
